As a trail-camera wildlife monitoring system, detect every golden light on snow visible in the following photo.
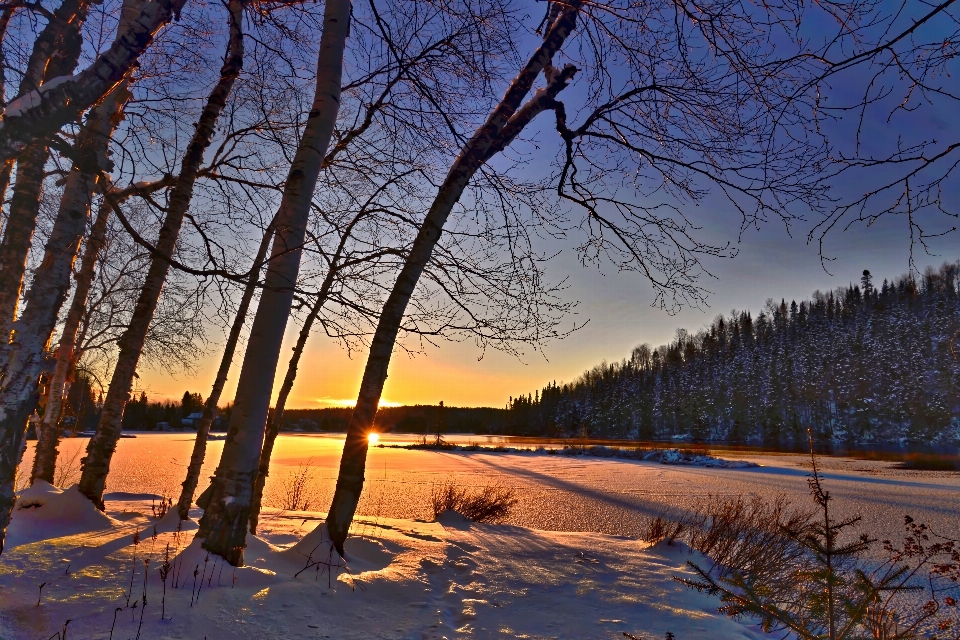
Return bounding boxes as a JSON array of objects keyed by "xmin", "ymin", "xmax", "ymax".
[{"xmin": 368, "ymin": 432, "xmax": 380, "ymax": 445}]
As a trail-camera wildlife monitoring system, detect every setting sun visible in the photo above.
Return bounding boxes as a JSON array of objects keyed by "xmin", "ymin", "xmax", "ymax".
[{"xmin": 367, "ymin": 432, "xmax": 380, "ymax": 445}]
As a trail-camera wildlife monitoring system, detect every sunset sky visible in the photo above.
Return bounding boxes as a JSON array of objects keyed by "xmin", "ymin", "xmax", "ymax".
[
  {"xmin": 135, "ymin": 5, "xmax": 960, "ymax": 411},
  {"xmin": 138, "ymin": 208, "xmax": 954, "ymax": 410}
]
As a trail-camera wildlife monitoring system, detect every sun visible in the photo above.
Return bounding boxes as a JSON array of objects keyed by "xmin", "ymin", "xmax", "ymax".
[{"xmin": 367, "ymin": 432, "xmax": 380, "ymax": 445}]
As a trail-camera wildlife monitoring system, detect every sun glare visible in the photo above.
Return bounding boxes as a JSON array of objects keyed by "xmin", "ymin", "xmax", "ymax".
[{"xmin": 368, "ymin": 432, "xmax": 380, "ymax": 445}]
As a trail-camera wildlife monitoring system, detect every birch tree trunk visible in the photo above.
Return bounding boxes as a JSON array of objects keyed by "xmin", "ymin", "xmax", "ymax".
[
  {"xmin": 0, "ymin": 0, "xmax": 96, "ymax": 553},
  {"xmin": 0, "ymin": 146, "xmax": 47, "ymax": 350},
  {"xmin": 0, "ymin": 130, "xmax": 101, "ymax": 553},
  {"xmin": 0, "ymin": 0, "xmax": 94, "ymax": 368},
  {"xmin": 28, "ymin": 0, "xmax": 145, "ymax": 486},
  {"xmin": 324, "ymin": 5, "xmax": 582, "ymax": 555},
  {"xmin": 0, "ymin": 8, "xmax": 14, "ymax": 219},
  {"xmin": 176, "ymin": 221, "xmax": 275, "ymax": 520},
  {"xmin": 29, "ymin": 205, "xmax": 110, "ymax": 484},
  {"xmin": 77, "ymin": 0, "xmax": 245, "ymax": 509},
  {"xmin": 196, "ymin": 0, "xmax": 350, "ymax": 566},
  {"xmin": 0, "ymin": 0, "xmax": 191, "ymax": 163},
  {"xmin": 248, "ymin": 251, "xmax": 340, "ymax": 534}
]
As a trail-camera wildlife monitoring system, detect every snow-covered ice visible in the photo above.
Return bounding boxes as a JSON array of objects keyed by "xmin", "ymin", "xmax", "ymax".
[{"xmin": 15, "ymin": 434, "xmax": 960, "ymax": 557}]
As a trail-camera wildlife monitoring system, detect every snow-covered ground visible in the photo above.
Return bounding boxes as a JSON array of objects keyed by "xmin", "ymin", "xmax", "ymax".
[
  {"xmin": 4, "ymin": 433, "xmax": 958, "ymax": 638},
  {"xmin": 0, "ymin": 483, "xmax": 765, "ymax": 639}
]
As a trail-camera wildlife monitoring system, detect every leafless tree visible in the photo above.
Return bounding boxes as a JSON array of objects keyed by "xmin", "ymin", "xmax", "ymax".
[
  {"xmin": 175, "ymin": 218, "xmax": 274, "ymax": 520},
  {"xmin": 0, "ymin": 0, "xmax": 96, "ymax": 360},
  {"xmin": 803, "ymin": 0, "xmax": 960, "ymax": 270},
  {"xmin": 322, "ymin": 0, "xmax": 857, "ymax": 554},
  {"xmin": 194, "ymin": 0, "xmax": 575, "ymax": 564},
  {"xmin": 3, "ymin": 0, "xmax": 147, "ymax": 489},
  {"xmin": 76, "ymin": 0, "xmax": 246, "ymax": 510},
  {"xmin": 0, "ymin": 0, "xmax": 189, "ymax": 161},
  {"xmin": 194, "ymin": 0, "xmax": 350, "ymax": 566},
  {"xmin": 32, "ymin": 180, "xmax": 172, "ymax": 484}
]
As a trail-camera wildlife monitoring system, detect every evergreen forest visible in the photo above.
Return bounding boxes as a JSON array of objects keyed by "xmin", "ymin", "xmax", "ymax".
[{"xmin": 506, "ymin": 263, "xmax": 960, "ymax": 447}]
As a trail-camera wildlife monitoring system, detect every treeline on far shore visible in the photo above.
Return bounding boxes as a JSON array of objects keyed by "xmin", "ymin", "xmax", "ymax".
[{"xmin": 44, "ymin": 386, "xmax": 510, "ymax": 436}]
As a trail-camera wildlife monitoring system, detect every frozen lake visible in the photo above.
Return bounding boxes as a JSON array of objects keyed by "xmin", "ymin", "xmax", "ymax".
[{"xmin": 18, "ymin": 433, "xmax": 960, "ymax": 550}]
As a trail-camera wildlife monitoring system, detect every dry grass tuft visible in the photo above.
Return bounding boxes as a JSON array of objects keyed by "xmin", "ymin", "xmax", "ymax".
[
  {"xmin": 430, "ymin": 482, "xmax": 517, "ymax": 523},
  {"xmin": 53, "ymin": 445, "xmax": 83, "ymax": 488},
  {"xmin": 267, "ymin": 462, "xmax": 315, "ymax": 511},
  {"xmin": 686, "ymin": 494, "xmax": 813, "ymax": 579}
]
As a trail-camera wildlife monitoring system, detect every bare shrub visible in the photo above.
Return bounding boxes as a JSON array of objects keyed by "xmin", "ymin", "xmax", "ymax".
[
  {"xmin": 267, "ymin": 462, "xmax": 315, "ymax": 512},
  {"xmin": 151, "ymin": 496, "xmax": 173, "ymax": 520},
  {"xmin": 676, "ymin": 442, "xmax": 960, "ymax": 639},
  {"xmin": 430, "ymin": 482, "xmax": 517, "ymax": 523},
  {"xmin": 642, "ymin": 512, "xmax": 690, "ymax": 546},
  {"xmin": 686, "ymin": 494, "xmax": 814, "ymax": 580},
  {"xmin": 53, "ymin": 445, "xmax": 83, "ymax": 488}
]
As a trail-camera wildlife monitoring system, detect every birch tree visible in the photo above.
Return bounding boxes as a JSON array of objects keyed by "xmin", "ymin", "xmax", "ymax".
[
  {"xmin": 0, "ymin": 0, "xmax": 95, "ymax": 358},
  {"xmin": 322, "ymin": 2, "xmax": 583, "ymax": 554},
  {"xmin": 195, "ymin": 0, "xmax": 351, "ymax": 566},
  {"xmin": 321, "ymin": 0, "xmax": 853, "ymax": 554},
  {"xmin": 31, "ymin": 179, "xmax": 173, "ymax": 483},
  {"xmin": 4, "ymin": 0, "xmax": 147, "ymax": 488},
  {"xmin": 76, "ymin": 0, "xmax": 246, "ymax": 509},
  {"xmin": 175, "ymin": 220, "xmax": 273, "ymax": 520},
  {"xmin": 0, "ymin": 0, "xmax": 190, "ymax": 162}
]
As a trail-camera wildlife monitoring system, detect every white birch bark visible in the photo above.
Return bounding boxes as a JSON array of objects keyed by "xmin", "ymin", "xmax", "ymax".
[
  {"xmin": 0, "ymin": 0, "xmax": 190, "ymax": 163},
  {"xmin": 30, "ymin": 0, "xmax": 149, "ymax": 484},
  {"xmin": 0, "ymin": 0, "xmax": 124, "ymax": 554},
  {"xmin": 175, "ymin": 220, "xmax": 275, "ymax": 520},
  {"xmin": 196, "ymin": 0, "xmax": 351, "ymax": 566},
  {"xmin": 247, "ymin": 227, "xmax": 349, "ymax": 533},
  {"xmin": 0, "ymin": 0, "xmax": 96, "ymax": 371},
  {"xmin": 32, "ymin": 203, "xmax": 110, "ymax": 484}
]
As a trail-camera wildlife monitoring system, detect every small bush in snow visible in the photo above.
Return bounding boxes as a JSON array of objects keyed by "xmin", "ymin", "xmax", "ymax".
[
  {"xmin": 151, "ymin": 496, "xmax": 172, "ymax": 520},
  {"xmin": 430, "ymin": 482, "xmax": 517, "ymax": 523},
  {"xmin": 267, "ymin": 461, "xmax": 315, "ymax": 511}
]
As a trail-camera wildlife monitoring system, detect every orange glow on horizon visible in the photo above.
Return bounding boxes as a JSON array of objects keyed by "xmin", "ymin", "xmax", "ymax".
[{"xmin": 314, "ymin": 397, "xmax": 403, "ymax": 409}]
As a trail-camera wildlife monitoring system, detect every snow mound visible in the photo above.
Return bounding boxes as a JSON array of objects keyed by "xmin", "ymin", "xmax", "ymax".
[
  {"xmin": 557, "ymin": 445, "xmax": 760, "ymax": 468},
  {"xmin": 7, "ymin": 481, "xmax": 115, "ymax": 548},
  {"xmin": 645, "ymin": 448, "xmax": 759, "ymax": 468},
  {"xmin": 435, "ymin": 508, "xmax": 471, "ymax": 524},
  {"xmin": 277, "ymin": 522, "xmax": 395, "ymax": 573},
  {"xmin": 281, "ymin": 521, "xmax": 335, "ymax": 562},
  {"xmin": 0, "ymin": 507, "xmax": 769, "ymax": 639}
]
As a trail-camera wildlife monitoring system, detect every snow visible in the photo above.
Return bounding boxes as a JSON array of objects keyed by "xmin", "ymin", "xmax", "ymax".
[
  {"xmin": 4, "ymin": 435, "xmax": 960, "ymax": 637},
  {"xmin": 3, "ymin": 91, "xmax": 41, "ymax": 119},
  {"xmin": 15, "ymin": 433, "xmax": 960, "ymax": 559},
  {"xmin": 38, "ymin": 75, "xmax": 73, "ymax": 93},
  {"xmin": 435, "ymin": 509, "xmax": 471, "ymax": 525},
  {"xmin": 0, "ymin": 491, "xmax": 765, "ymax": 639},
  {"xmin": 2, "ymin": 75, "xmax": 74, "ymax": 119},
  {"xmin": 6, "ymin": 481, "xmax": 116, "ymax": 548}
]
